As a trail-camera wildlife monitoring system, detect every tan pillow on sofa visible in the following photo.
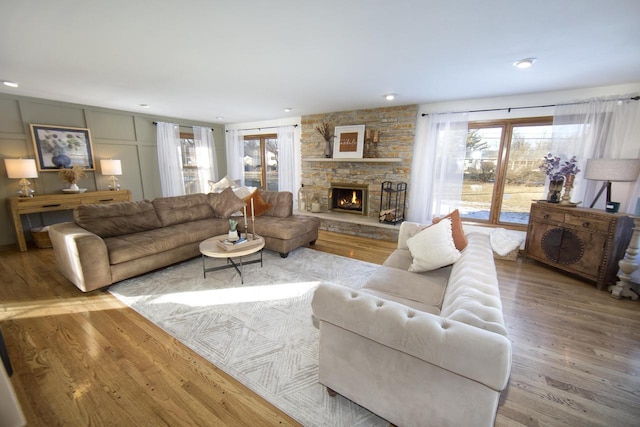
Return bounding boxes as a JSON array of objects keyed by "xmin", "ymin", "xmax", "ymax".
[
  {"xmin": 208, "ymin": 187, "xmax": 246, "ymax": 218},
  {"xmin": 74, "ymin": 200, "xmax": 162, "ymax": 238},
  {"xmin": 406, "ymin": 218, "xmax": 461, "ymax": 272}
]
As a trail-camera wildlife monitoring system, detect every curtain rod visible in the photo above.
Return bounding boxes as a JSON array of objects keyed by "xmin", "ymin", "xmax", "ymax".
[
  {"xmin": 152, "ymin": 121, "xmax": 214, "ymax": 131},
  {"xmin": 225, "ymin": 124, "xmax": 298, "ymax": 132},
  {"xmin": 420, "ymin": 95, "xmax": 640, "ymax": 117}
]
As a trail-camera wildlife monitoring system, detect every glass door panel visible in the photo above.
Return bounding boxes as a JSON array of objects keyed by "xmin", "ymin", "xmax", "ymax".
[
  {"xmin": 499, "ymin": 125, "xmax": 552, "ymax": 224},
  {"xmin": 243, "ymin": 138, "xmax": 262, "ymax": 188},
  {"xmin": 461, "ymin": 127, "xmax": 501, "ymax": 221}
]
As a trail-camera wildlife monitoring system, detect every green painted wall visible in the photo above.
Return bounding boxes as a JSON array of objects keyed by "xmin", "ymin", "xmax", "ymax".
[{"xmin": 0, "ymin": 93, "xmax": 226, "ymax": 247}]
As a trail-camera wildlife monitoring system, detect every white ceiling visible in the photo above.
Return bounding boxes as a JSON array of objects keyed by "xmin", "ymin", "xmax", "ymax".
[{"xmin": 1, "ymin": 0, "xmax": 639, "ymax": 125}]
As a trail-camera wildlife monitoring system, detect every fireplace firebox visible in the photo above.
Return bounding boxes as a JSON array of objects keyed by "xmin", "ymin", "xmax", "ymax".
[{"xmin": 329, "ymin": 183, "xmax": 368, "ymax": 216}]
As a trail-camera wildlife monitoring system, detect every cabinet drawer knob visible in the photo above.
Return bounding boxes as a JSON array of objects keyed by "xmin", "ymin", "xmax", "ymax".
[
  {"xmin": 583, "ymin": 221, "xmax": 590, "ymax": 227},
  {"xmin": 543, "ymin": 214, "xmax": 550, "ymax": 219}
]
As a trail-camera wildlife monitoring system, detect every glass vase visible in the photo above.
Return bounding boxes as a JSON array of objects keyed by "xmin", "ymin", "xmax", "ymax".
[{"xmin": 547, "ymin": 179, "xmax": 563, "ymax": 203}]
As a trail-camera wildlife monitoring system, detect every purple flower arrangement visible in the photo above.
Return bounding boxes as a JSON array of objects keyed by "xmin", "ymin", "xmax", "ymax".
[{"xmin": 539, "ymin": 153, "xmax": 581, "ymax": 182}]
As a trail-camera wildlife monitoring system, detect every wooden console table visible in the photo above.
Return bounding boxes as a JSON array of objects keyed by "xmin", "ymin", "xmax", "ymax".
[
  {"xmin": 524, "ymin": 202, "xmax": 633, "ymax": 290},
  {"xmin": 8, "ymin": 190, "xmax": 132, "ymax": 252}
]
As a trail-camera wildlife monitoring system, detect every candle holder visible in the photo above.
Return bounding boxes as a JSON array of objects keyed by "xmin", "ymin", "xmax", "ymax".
[
  {"xmin": 251, "ymin": 217, "xmax": 256, "ymax": 240},
  {"xmin": 559, "ymin": 174, "xmax": 575, "ymax": 205},
  {"xmin": 609, "ymin": 216, "xmax": 640, "ymax": 300}
]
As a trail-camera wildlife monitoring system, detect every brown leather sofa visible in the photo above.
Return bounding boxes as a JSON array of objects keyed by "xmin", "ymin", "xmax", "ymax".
[{"xmin": 49, "ymin": 189, "xmax": 320, "ymax": 292}]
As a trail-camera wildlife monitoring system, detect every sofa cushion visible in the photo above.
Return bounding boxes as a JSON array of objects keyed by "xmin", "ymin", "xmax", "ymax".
[
  {"xmin": 406, "ymin": 218, "xmax": 461, "ymax": 272},
  {"xmin": 260, "ymin": 191, "xmax": 293, "ymax": 217},
  {"xmin": 362, "ymin": 265, "xmax": 450, "ymax": 309},
  {"xmin": 105, "ymin": 218, "xmax": 228, "ymax": 265},
  {"xmin": 208, "ymin": 187, "xmax": 246, "ymax": 218},
  {"xmin": 252, "ymin": 215, "xmax": 315, "ymax": 240},
  {"xmin": 74, "ymin": 200, "xmax": 162, "ymax": 238},
  {"xmin": 152, "ymin": 193, "xmax": 214, "ymax": 227},
  {"xmin": 243, "ymin": 189, "xmax": 273, "ymax": 217},
  {"xmin": 433, "ymin": 209, "xmax": 468, "ymax": 250},
  {"xmin": 382, "ymin": 248, "xmax": 413, "ymax": 270}
]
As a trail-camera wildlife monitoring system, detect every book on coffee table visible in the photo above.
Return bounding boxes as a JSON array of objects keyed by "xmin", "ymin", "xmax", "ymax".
[{"xmin": 216, "ymin": 236, "xmax": 263, "ymax": 252}]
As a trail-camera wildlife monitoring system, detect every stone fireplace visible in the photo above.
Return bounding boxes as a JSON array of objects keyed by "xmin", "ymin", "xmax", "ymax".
[
  {"xmin": 299, "ymin": 104, "xmax": 417, "ymax": 239},
  {"xmin": 329, "ymin": 183, "xmax": 369, "ymax": 216}
]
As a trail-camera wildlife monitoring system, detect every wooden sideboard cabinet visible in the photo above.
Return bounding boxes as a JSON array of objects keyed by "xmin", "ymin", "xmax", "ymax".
[
  {"xmin": 525, "ymin": 202, "xmax": 634, "ymax": 290},
  {"xmin": 8, "ymin": 190, "xmax": 132, "ymax": 252}
]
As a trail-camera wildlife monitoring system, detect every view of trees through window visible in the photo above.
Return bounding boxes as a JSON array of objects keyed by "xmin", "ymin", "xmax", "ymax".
[
  {"xmin": 243, "ymin": 134, "xmax": 279, "ymax": 190},
  {"xmin": 461, "ymin": 118, "xmax": 553, "ymax": 225}
]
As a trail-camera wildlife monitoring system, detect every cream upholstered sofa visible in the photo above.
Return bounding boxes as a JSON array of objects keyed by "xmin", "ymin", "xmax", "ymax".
[
  {"xmin": 49, "ymin": 189, "xmax": 320, "ymax": 292},
  {"xmin": 311, "ymin": 220, "xmax": 512, "ymax": 427}
]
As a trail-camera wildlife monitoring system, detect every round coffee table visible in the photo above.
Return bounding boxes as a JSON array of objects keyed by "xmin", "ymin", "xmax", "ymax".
[{"xmin": 199, "ymin": 234, "xmax": 265, "ymax": 284}]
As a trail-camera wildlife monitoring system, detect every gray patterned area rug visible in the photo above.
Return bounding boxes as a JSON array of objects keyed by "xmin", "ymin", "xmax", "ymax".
[{"xmin": 109, "ymin": 247, "xmax": 387, "ymax": 426}]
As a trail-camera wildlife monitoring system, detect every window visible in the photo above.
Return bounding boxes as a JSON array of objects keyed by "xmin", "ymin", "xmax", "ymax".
[
  {"xmin": 179, "ymin": 132, "xmax": 200, "ymax": 194},
  {"xmin": 461, "ymin": 117, "xmax": 553, "ymax": 226},
  {"xmin": 243, "ymin": 134, "xmax": 278, "ymax": 190}
]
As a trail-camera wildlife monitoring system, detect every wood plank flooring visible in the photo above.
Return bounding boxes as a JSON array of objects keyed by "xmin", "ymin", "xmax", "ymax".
[{"xmin": 1, "ymin": 230, "xmax": 639, "ymax": 426}]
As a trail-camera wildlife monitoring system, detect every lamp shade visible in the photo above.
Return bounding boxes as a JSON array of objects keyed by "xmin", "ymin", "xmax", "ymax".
[
  {"xmin": 4, "ymin": 158, "xmax": 38, "ymax": 179},
  {"xmin": 585, "ymin": 158, "xmax": 640, "ymax": 182},
  {"xmin": 100, "ymin": 159, "xmax": 122, "ymax": 176}
]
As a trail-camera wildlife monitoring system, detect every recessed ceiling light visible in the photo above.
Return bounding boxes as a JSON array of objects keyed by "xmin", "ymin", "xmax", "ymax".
[
  {"xmin": 216, "ymin": 116, "xmax": 224, "ymax": 120},
  {"xmin": 284, "ymin": 108, "xmax": 292, "ymax": 113},
  {"xmin": 384, "ymin": 94, "xmax": 396, "ymax": 101},
  {"xmin": 139, "ymin": 104, "xmax": 150, "ymax": 108},
  {"xmin": 513, "ymin": 58, "xmax": 537, "ymax": 69},
  {"xmin": 3, "ymin": 81, "xmax": 19, "ymax": 88}
]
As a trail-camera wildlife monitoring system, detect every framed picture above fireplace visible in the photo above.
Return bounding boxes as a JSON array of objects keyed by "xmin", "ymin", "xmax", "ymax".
[{"xmin": 333, "ymin": 125, "xmax": 365, "ymax": 159}]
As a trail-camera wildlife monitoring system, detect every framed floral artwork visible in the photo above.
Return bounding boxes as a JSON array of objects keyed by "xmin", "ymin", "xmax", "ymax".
[
  {"xmin": 30, "ymin": 124, "xmax": 95, "ymax": 171},
  {"xmin": 333, "ymin": 125, "xmax": 365, "ymax": 159}
]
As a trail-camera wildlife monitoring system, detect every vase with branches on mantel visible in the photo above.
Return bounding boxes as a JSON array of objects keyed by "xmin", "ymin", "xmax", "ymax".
[{"xmin": 315, "ymin": 122, "xmax": 333, "ymax": 158}]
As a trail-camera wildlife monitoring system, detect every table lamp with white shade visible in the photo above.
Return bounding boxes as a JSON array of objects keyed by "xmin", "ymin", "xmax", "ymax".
[
  {"xmin": 5, "ymin": 158, "xmax": 38, "ymax": 197},
  {"xmin": 584, "ymin": 158, "xmax": 640, "ymax": 212},
  {"xmin": 100, "ymin": 159, "xmax": 122, "ymax": 191}
]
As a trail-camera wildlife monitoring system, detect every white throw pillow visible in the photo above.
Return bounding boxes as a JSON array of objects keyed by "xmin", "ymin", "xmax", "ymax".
[
  {"xmin": 406, "ymin": 217, "xmax": 461, "ymax": 272},
  {"xmin": 209, "ymin": 175, "xmax": 240, "ymax": 193},
  {"xmin": 232, "ymin": 186, "xmax": 257, "ymax": 199}
]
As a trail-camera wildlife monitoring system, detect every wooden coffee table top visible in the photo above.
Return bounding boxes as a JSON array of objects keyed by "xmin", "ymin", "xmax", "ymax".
[{"xmin": 199, "ymin": 234, "xmax": 265, "ymax": 258}]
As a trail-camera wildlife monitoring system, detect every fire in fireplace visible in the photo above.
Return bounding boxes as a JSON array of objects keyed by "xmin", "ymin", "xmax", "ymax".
[{"xmin": 329, "ymin": 183, "xmax": 368, "ymax": 215}]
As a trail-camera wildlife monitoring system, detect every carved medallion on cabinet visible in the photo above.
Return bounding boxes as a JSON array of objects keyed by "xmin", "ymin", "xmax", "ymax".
[
  {"xmin": 525, "ymin": 203, "xmax": 633, "ymax": 290},
  {"xmin": 540, "ymin": 228, "xmax": 585, "ymax": 265}
]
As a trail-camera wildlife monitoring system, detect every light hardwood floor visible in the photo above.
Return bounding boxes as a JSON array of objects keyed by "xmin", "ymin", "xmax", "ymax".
[{"xmin": 1, "ymin": 230, "xmax": 639, "ymax": 426}]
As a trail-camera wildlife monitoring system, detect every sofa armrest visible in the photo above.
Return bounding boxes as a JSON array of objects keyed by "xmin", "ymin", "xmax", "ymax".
[
  {"xmin": 311, "ymin": 282, "xmax": 512, "ymax": 391},
  {"xmin": 397, "ymin": 221, "xmax": 424, "ymax": 249},
  {"xmin": 48, "ymin": 222, "xmax": 112, "ymax": 292}
]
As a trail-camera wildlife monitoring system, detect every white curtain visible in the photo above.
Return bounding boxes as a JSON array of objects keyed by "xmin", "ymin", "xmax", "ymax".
[
  {"xmin": 193, "ymin": 126, "xmax": 217, "ymax": 193},
  {"xmin": 551, "ymin": 96, "xmax": 640, "ymax": 213},
  {"xmin": 408, "ymin": 112, "xmax": 469, "ymax": 223},
  {"xmin": 225, "ymin": 129, "xmax": 245, "ymax": 185},
  {"xmin": 156, "ymin": 121, "xmax": 184, "ymax": 197},
  {"xmin": 277, "ymin": 125, "xmax": 297, "ymax": 193}
]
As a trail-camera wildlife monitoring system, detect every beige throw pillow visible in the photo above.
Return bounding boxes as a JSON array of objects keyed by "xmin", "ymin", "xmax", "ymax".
[
  {"xmin": 208, "ymin": 187, "xmax": 246, "ymax": 218},
  {"xmin": 406, "ymin": 217, "xmax": 461, "ymax": 272},
  {"xmin": 208, "ymin": 175, "xmax": 240, "ymax": 193}
]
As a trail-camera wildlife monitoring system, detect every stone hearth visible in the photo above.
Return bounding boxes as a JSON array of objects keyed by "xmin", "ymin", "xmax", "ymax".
[{"xmin": 297, "ymin": 210, "xmax": 400, "ymax": 241}]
